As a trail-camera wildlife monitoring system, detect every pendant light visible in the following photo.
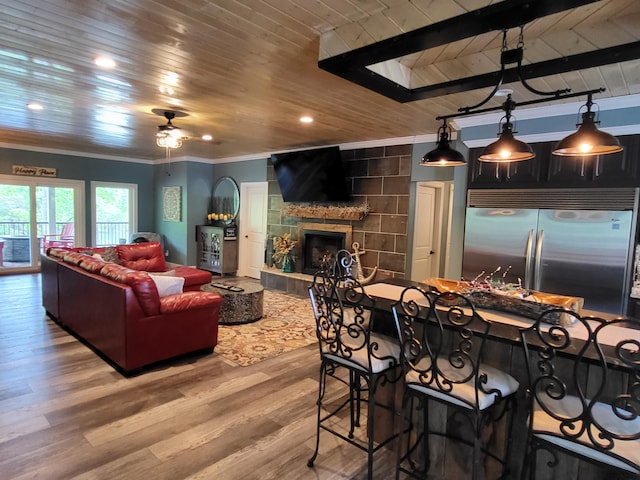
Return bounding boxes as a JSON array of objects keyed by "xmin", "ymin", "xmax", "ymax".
[
  {"xmin": 432, "ymin": 27, "xmax": 622, "ymax": 162},
  {"xmin": 421, "ymin": 120, "xmax": 465, "ymax": 166},
  {"xmin": 478, "ymin": 95, "xmax": 534, "ymax": 162},
  {"xmin": 553, "ymin": 94, "xmax": 622, "ymax": 156}
]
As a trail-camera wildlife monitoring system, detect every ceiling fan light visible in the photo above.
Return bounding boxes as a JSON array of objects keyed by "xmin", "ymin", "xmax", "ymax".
[
  {"xmin": 421, "ymin": 133, "xmax": 466, "ymax": 166},
  {"xmin": 553, "ymin": 111, "xmax": 622, "ymax": 156},
  {"xmin": 154, "ymin": 109, "xmax": 188, "ymax": 149},
  {"xmin": 168, "ymin": 127, "xmax": 183, "ymax": 139},
  {"xmin": 156, "ymin": 133, "xmax": 182, "ymax": 149},
  {"xmin": 478, "ymin": 122, "xmax": 535, "ymax": 162}
]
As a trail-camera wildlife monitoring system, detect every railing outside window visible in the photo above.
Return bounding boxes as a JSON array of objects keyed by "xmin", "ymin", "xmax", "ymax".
[
  {"xmin": 95, "ymin": 222, "xmax": 129, "ymax": 246},
  {"xmin": 0, "ymin": 221, "xmax": 129, "ymax": 246}
]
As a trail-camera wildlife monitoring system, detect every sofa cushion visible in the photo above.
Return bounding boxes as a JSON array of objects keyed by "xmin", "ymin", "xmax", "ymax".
[
  {"xmin": 78, "ymin": 255, "xmax": 106, "ymax": 273},
  {"xmin": 48, "ymin": 247, "xmax": 69, "ymax": 259},
  {"xmin": 100, "ymin": 263, "xmax": 160, "ymax": 316},
  {"xmin": 172, "ymin": 266, "xmax": 212, "ymax": 288},
  {"xmin": 63, "ymin": 251, "xmax": 88, "ymax": 265},
  {"xmin": 149, "ymin": 274, "xmax": 185, "ymax": 297},
  {"xmin": 116, "ymin": 242, "xmax": 166, "ymax": 272}
]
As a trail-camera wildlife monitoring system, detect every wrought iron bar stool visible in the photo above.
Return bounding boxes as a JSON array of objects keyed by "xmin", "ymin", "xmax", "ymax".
[
  {"xmin": 519, "ymin": 308, "xmax": 640, "ymax": 479},
  {"xmin": 307, "ymin": 250, "xmax": 402, "ymax": 480},
  {"xmin": 392, "ymin": 287, "xmax": 519, "ymax": 479}
]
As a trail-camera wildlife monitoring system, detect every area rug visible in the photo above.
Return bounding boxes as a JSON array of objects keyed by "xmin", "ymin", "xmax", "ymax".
[{"xmin": 216, "ymin": 289, "xmax": 316, "ymax": 366}]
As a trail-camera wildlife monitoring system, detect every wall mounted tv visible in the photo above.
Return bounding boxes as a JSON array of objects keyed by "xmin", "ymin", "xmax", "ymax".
[{"xmin": 271, "ymin": 146, "xmax": 351, "ymax": 203}]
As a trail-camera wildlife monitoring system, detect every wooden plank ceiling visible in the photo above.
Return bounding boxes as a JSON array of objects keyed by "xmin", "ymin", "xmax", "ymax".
[{"xmin": 0, "ymin": 0, "xmax": 638, "ymax": 161}]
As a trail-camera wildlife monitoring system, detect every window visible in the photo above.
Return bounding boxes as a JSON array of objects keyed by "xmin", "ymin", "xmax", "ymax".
[{"xmin": 91, "ymin": 182, "xmax": 137, "ymax": 246}]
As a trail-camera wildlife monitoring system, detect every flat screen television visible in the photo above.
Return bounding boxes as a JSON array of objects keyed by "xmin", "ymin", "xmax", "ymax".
[{"xmin": 271, "ymin": 146, "xmax": 351, "ymax": 203}]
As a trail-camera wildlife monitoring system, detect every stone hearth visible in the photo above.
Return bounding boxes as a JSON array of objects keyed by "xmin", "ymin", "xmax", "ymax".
[{"xmin": 261, "ymin": 267, "xmax": 313, "ymax": 297}]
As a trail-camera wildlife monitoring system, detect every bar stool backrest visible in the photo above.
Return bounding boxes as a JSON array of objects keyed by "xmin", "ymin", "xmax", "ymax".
[
  {"xmin": 393, "ymin": 288, "xmax": 499, "ymax": 410},
  {"xmin": 309, "ymin": 249, "xmax": 395, "ymax": 373},
  {"xmin": 519, "ymin": 309, "xmax": 640, "ymax": 476}
]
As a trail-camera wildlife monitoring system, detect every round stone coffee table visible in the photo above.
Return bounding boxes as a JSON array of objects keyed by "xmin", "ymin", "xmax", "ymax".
[{"xmin": 201, "ymin": 280, "xmax": 264, "ymax": 325}]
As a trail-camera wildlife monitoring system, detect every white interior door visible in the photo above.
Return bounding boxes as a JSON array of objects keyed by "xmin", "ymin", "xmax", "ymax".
[
  {"xmin": 238, "ymin": 182, "xmax": 268, "ymax": 278},
  {"xmin": 411, "ymin": 182, "xmax": 444, "ymax": 281}
]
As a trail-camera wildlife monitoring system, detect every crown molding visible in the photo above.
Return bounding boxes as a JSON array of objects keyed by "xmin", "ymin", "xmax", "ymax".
[
  {"xmin": 0, "ymin": 142, "xmax": 154, "ymax": 164},
  {"xmin": 210, "ymin": 133, "xmax": 439, "ymax": 164}
]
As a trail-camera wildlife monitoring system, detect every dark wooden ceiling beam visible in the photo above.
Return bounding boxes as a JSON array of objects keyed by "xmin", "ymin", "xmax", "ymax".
[
  {"xmin": 318, "ymin": 0, "xmax": 617, "ymax": 103},
  {"xmin": 319, "ymin": 0, "xmax": 601, "ymax": 70},
  {"xmin": 411, "ymin": 41, "xmax": 640, "ymax": 103}
]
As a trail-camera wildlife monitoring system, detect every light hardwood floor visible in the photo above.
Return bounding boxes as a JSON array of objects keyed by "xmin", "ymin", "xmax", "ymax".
[{"xmin": 0, "ymin": 273, "xmax": 397, "ymax": 480}]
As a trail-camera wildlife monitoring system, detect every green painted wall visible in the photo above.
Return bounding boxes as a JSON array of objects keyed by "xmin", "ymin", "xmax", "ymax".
[
  {"xmin": 213, "ymin": 158, "xmax": 268, "ymax": 184},
  {"xmin": 153, "ymin": 161, "xmax": 215, "ymax": 265}
]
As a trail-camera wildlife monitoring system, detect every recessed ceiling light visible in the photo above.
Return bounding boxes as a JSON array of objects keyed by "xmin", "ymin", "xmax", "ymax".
[
  {"xmin": 27, "ymin": 102, "xmax": 43, "ymax": 111},
  {"xmin": 163, "ymin": 72, "xmax": 179, "ymax": 86},
  {"xmin": 202, "ymin": 134, "xmax": 213, "ymax": 141},
  {"xmin": 94, "ymin": 56, "xmax": 116, "ymax": 69},
  {"xmin": 300, "ymin": 116, "xmax": 314, "ymax": 123}
]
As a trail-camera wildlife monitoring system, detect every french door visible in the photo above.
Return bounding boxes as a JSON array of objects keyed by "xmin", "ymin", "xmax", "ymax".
[{"xmin": 0, "ymin": 174, "xmax": 84, "ymax": 274}]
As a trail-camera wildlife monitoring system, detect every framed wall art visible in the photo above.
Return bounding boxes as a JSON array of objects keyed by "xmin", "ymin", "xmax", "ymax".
[{"xmin": 162, "ymin": 186, "xmax": 182, "ymax": 222}]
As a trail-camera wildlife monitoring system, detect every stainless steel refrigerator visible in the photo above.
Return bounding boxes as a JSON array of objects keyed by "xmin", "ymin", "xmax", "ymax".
[{"xmin": 462, "ymin": 188, "xmax": 639, "ymax": 314}]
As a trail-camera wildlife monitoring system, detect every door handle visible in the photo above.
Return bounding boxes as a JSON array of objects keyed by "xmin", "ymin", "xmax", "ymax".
[
  {"xmin": 245, "ymin": 235, "xmax": 248, "ymax": 238},
  {"xmin": 534, "ymin": 229, "xmax": 544, "ymax": 291},
  {"xmin": 430, "ymin": 250, "xmax": 435, "ymax": 255},
  {"xmin": 524, "ymin": 229, "xmax": 534, "ymax": 290}
]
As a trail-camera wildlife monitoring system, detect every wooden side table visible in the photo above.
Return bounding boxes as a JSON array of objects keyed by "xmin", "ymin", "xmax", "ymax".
[{"xmin": 200, "ymin": 280, "xmax": 264, "ymax": 324}]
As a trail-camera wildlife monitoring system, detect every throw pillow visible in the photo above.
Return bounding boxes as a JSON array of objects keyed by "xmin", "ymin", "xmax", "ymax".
[
  {"xmin": 149, "ymin": 274, "xmax": 184, "ymax": 297},
  {"xmin": 100, "ymin": 246, "xmax": 120, "ymax": 264},
  {"xmin": 150, "ymin": 269, "xmax": 176, "ymax": 276}
]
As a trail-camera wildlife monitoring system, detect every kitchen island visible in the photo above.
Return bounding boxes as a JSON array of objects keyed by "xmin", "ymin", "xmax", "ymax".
[{"xmin": 363, "ymin": 279, "xmax": 637, "ymax": 479}]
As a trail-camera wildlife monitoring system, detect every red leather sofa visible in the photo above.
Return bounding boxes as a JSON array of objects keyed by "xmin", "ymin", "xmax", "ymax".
[{"xmin": 41, "ymin": 242, "xmax": 222, "ymax": 374}]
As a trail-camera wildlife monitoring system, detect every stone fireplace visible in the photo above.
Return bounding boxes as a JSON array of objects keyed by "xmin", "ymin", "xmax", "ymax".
[
  {"xmin": 262, "ymin": 143, "xmax": 412, "ymax": 296},
  {"xmin": 299, "ymin": 222, "xmax": 352, "ymax": 275}
]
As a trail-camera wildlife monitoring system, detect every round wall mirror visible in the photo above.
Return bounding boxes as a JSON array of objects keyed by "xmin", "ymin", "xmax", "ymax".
[{"xmin": 212, "ymin": 176, "xmax": 240, "ymax": 223}]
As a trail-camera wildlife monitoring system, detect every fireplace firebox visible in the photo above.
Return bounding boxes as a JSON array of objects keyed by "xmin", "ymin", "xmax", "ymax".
[{"xmin": 302, "ymin": 230, "xmax": 346, "ymax": 274}]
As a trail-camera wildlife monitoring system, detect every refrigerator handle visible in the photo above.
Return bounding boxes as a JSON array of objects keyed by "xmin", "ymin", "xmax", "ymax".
[
  {"xmin": 524, "ymin": 229, "xmax": 534, "ymax": 290},
  {"xmin": 534, "ymin": 229, "xmax": 544, "ymax": 291}
]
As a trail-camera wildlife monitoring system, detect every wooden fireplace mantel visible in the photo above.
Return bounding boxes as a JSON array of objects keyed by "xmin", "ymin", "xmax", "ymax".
[
  {"xmin": 298, "ymin": 223, "xmax": 353, "ymax": 250},
  {"xmin": 283, "ymin": 203, "xmax": 369, "ymax": 221}
]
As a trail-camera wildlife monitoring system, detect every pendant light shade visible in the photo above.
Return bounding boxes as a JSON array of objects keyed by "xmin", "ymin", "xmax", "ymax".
[
  {"xmin": 421, "ymin": 121, "xmax": 466, "ymax": 166},
  {"xmin": 479, "ymin": 122, "xmax": 535, "ymax": 162},
  {"xmin": 478, "ymin": 95, "xmax": 535, "ymax": 162},
  {"xmin": 553, "ymin": 95, "xmax": 622, "ymax": 156}
]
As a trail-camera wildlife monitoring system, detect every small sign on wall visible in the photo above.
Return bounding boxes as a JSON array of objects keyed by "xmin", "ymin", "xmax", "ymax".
[{"xmin": 12, "ymin": 165, "xmax": 57, "ymax": 177}]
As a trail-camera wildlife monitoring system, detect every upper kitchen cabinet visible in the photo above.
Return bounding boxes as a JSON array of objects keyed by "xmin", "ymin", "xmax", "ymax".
[{"xmin": 467, "ymin": 135, "xmax": 639, "ymax": 189}]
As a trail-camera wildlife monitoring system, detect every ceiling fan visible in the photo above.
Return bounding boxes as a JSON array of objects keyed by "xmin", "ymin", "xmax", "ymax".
[{"xmin": 153, "ymin": 109, "xmax": 189, "ymax": 149}]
